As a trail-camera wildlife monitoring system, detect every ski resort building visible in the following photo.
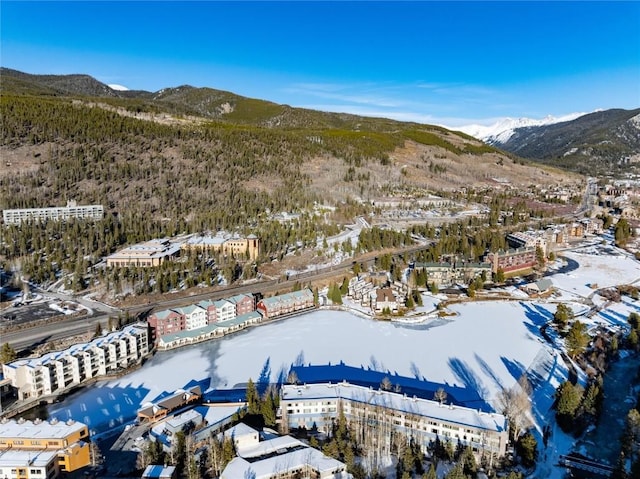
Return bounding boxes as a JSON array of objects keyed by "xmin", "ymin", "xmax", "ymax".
[
  {"xmin": 279, "ymin": 382, "xmax": 508, "ymax": 459},
  {"xmin": 2, "ymin": 324, "xmax": 149, "ymax": 400},
  {"xmin": 413, "ymin": 261, "xmax": 491, "ymax": 288},
  {"xmin": 0, "ymin": 418, "xmax": 91, "ymax": 477}
]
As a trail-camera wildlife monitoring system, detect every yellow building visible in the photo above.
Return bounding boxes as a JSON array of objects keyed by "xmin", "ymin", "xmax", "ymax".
[
  {"xmin": 0, "ymin": 418, "xmax": 91, "ymax": 475},
  {"xmin": 181, "ymin": 233, "xmax": 261, "ymax": 261}
]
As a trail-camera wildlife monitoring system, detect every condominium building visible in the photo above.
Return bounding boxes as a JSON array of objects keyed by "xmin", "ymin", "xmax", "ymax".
[
  {"xmin": 147, "ymin": 294, "xmax": 257, "ymax": 343},
  {"xmin": 106, "ymin": 239, "xmax": 181, "ymax": 268},
  {"xmin": 220, "ymin": 424, "xmax": 351, "ymax": 479},
  {"xmin": 507, "ymin": 232, "xmax": 548, "ymax": 256},
  {"xmin": 484, "ymin": 247, "xmax": 537, "ymax": 274},
  {"xmin": 173, "ymin": 305, "xmax": 207, "ymax": 331},
  {"xmin": 279, "ymin": 382, "xmax": 509, "ymax": 459},
  {"xmin": 0, "ymin": 417, "xmax": 91, "ymax": 477},
  {"xmin": 2, "ymin": 324, "xmax": 149, "ymax": 400},
  {"xmin": 413, "ymin": 261, "xmax": 492, "ymax": 288},
  {"xmin": 227, "ymin": 293, "xmax": 256, "ymax": 316},
  {"xmin": 2, "ymin": 201, "xmax": 104, "ymax": 225},
  {"xmin": 256, "ymin": 289, "xmax": 315, "ymax": 319}
]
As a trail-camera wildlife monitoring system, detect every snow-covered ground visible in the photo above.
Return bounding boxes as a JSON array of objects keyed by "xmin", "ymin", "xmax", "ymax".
[
  {"xmin": 550, "ymin": 246, "xmax": 640, "ymax": 299},
  {"xmin": 47, "ymin": 242, "xmax": 640, "ymax": 478},
  {"xmin": 50, "ymin": 303, "xmax": 565, "ymax": 435}
]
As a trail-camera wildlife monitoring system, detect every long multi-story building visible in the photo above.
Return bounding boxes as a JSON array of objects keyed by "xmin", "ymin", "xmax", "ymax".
[
  {"xmin": 173, "ymin": 305, "xmax": 207, "ymax": 331},
  {"xmin": 279, "ymin": 382, "xmax": 508, "ymax": 459},
  {"xmin": 256, "ymin": 289, "xmax": 315, "ymax": 319},
  {"xmin": 181, "ymin": 233, "xmax": 261, "ymax": 261},
  {"xmin": 484, "ymin": 247, "xmax": 537, "ymax": 274},
  {"xmin": 2, "ymin": 201, "xmax": 104, "ymax": 225},
  {"xmin": 413, "ymin": 261, "xmax": 492, "ymax": 288},
  {"xmin": 106, "ymin": 239, "xmax": 181, "ymax": 268},
  {"xmin": 506, "ymin": 232, "xmax": 548, "ymax": 256},
  {"xmin": 2, "ymin": 324, "xmax": 149, "ymax": 400},
  {"xmin": 0, "ymin": 417, "xmax": 91, "ymax": 477},
  {"xmin": 148, "ymin": 293, "xmax": 257, "ymax": 343}
]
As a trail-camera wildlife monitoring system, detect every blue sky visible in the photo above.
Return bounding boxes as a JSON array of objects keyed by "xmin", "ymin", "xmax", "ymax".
[{"xmin": 2, "ymin": 1, "xmax": 639, "ymax": 126}]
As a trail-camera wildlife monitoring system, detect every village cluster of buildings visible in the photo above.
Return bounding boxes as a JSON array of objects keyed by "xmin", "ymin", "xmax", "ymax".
[
  {"xmin": 130, "ymin": 382, "xmax": 351, "ymax": 479},
  {"xmin": 0, "ymin": 417, "xmax": 91, "ymax": 479},
  {"xmin": 2, "ymin": 201, "xmax": 104, "ymax": 225},
  {"xmin": 347, "ymin": 274, "xmax": 409, "ymax": 313},
  {"xmin": 2, "ymin": 323, "xmax": 149, "ymax": 401},
  {"xmin": 134, "ymin": 363, "xmax": 508, "ymax": 479},
  {"xmin": 148, "ymin": 289, "xmax": 315, "ymax": 350},
  {"xmin": 409, "ymin": 219, "xmax": 605, "ymax": 287},
  {"xmin": 106, "ymin": 233, "xmax": 261, "ymax": 268}
]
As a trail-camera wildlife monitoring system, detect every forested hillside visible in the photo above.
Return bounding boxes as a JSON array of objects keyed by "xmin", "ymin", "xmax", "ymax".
[
  {"xmin": 0, "ymin": 69, "xmax": 574, "ymax": 226},
  {"xmin": 0, "ymin": 69, "xmax": 579, "ymax": 295}
]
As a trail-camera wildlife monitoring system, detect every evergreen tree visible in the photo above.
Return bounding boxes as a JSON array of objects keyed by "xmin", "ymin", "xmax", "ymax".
[
  {"xmin": 0, "ymin": 343, "xmax": 17, "ymax": 364},
  {"xmin": 516, "ymin": 432, "xmax": 538, "ymax": 468},
  {"xmin": 553, "ymin": 303, "xmax": 573, "ymax": 329},
  {"xmin": 246, "ymin": 378, "xmax": 261, "ymax": 415},
  {"xmin": 565, "ymin": 320, "xmax": 589, "ymax": 357},
  {"xmin": 555, "ymin": 381, "xmax": 584, "ymax": 431}
]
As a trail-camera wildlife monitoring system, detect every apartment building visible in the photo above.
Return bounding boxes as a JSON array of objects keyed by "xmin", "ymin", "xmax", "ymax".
[
  {"xmin": 256, "ymin": 289, "xmax": 315, "ymax": 319},
  {"xmin": 2, "ymin": 201, "xmax": 103, "ymax": 225},
  {"xmin": 0, "ymin": 417, "xmax": 91, "ymax": 477},
  {"xmin": 484, "ymin": 247, "xmax": 537, "ymax": 274},
  {"xmin": 147, "ymin": 309, "xmax": 185, "ymax": 340},
  {"xmin": 197, "ymin": 299, "xmax": 217, "ymax": 323},
  {"xmin": 147, "ymin": 294, "xmax": 257, "ymax": 344},
  {"xmin": 214, "ymin": 299, "xmax": 236, "ymax": 323},
  {"xmin": 227, "ymin": 293, "xmax": 256, "ymax": 316},
  {"xmin": 506, "ymin": 232, "xmax": 548, "ymax": 256},
  {"xmin": 280, "ymin": 382, "xmax": 508, "ymax": 459},
  {"xmin": 173, "ymin": 305, "xmax": 207, "ymax": 331},
  {"xmin": 413, "ymin": 261, "xmax": 491, "ymax": 288},
  {"xmin": 2, "ymin": 324, "xmax": 149, "ymax": 400}
]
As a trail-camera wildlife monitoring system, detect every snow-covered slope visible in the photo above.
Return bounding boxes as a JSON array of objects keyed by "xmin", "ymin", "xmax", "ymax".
[
  {"xmin": 107, "ymin": 83, "xmax": 129, "ymax": 91},
  {"xmin": 456, "ymin": 112, "xmax": 587, "ymax": 144}
]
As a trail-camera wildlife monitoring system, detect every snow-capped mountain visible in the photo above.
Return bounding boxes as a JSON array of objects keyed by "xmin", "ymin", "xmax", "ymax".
[{"xmin": 456, "ymin": 112, "xmax": 587, "ymax": 144}]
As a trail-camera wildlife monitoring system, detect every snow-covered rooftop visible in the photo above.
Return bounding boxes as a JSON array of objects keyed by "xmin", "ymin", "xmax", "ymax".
[{"xmin": 282, "ymin": 383, "xmax": 507, "ymax": 433}]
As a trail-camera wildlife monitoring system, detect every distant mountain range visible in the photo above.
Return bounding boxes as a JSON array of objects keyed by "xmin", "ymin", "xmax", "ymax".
[
  {"xmin": 456, "ymin": 113, "xmax": 588, "ymax": 144},
  {"xmin": 494, "ymin": 109, "xmax": 640, "ymax": 175}
]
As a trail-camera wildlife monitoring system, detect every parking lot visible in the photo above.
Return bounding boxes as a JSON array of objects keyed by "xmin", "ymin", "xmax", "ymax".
[{"xmin": 0, "ymin": 301, "xmax": 61, "ymax": 325}]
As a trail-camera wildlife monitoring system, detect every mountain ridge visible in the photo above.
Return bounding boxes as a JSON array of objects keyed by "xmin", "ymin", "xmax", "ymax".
[
  {"xmin": 455, "ymin": 112, "xmax": 589, "ymax": 144},
  {"xmin": 488, "ymin": 108, "xmax": 640, "ymax": 175}
]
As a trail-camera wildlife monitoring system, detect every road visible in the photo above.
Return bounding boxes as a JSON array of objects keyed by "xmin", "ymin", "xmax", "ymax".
[{"xmin": 3, "ymin": 242, "xmax": 441, "ymax": 353}]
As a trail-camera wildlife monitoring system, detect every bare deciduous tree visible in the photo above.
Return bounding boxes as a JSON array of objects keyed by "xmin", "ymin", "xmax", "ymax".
[
  {"xmin": 495, "ymin": 374, "xmax": 533, "ymax": 441},
  {"xmin": 434, "ymin": 387, "xmax": 447, "ymax": 404}
]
